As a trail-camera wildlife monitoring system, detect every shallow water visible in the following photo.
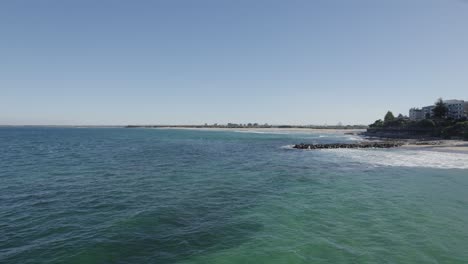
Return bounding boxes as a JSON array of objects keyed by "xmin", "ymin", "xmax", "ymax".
[{"xmin": 1, "ymin": 127, "xmax": 467, "ymax": 263}]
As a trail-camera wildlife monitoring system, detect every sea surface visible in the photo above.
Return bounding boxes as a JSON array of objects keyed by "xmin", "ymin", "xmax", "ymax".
[{"xmin": 1, "ymin": 127, "xmax": 468, "ymax": 263}]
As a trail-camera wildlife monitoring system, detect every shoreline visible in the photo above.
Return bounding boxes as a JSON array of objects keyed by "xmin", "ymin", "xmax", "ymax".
[
  {"xmin": 360, "ymin": 132, "xmax": 468, "ymax": 154},
  {"xmin": 361, "ymin": 137, "xmax": 468, "ymax": 154},
  {"xmin": 155, "ymin": 126, "xmax": 468, "ymax": 154},
  {"xmin": 149, "ymin": 126, "xmax": 367, "ymax": 134},
  {"xmin": 401, "ymin": 140, "xmax": 468, "ymax": 154},
  {"xmin": 152, "ymin": 127, "xmax": 468, "ymax": 153}
]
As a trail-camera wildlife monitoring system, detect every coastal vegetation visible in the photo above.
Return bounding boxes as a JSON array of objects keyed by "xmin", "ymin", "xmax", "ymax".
[{"xmin": 368, "ymin": 99, "xmax": 468, "ymax": 140}]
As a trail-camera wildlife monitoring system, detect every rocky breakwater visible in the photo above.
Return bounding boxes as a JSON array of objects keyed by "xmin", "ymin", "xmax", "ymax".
[{"xmin": 293, "ymin": 141, "xmax": 403, "ymax": 150}]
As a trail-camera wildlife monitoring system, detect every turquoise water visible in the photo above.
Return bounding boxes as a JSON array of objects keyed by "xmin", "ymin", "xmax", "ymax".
[{"xmin": 1, "ymin": 127, "xmax": 468, "ymax": 263}]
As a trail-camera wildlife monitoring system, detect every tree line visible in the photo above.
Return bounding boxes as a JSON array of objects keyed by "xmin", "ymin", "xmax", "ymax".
[{"xmin": 369, "ymin": 98, "xmax": 468, "ymax": 140}]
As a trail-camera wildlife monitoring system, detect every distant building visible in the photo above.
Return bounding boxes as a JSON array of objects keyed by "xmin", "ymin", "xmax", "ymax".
[
  {"xmin": 444, "ymin": 99, "xmax": 465, "ymax": 119},
  {"xmin": 465, "ymin": 102, "xmax": 468, "ymax": 117},
  {"xmin": 409, "ymin": 108, "xmax": 423, "ymax": 121},
  {"xmin": 410, "ymin": 99, "xmax": 467, "ymax": 121},
  {"xmin": 422, "ymin": 105, "xmax": 435, "ymax": 119}
]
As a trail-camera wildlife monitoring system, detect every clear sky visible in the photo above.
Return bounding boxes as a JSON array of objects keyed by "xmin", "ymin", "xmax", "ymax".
[{"xmin": 1, "ymin": 0, "xmax": 467, "ymax": 125}]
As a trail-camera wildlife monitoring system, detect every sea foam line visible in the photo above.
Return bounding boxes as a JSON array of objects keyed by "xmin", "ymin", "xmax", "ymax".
[{"xmin": 323, "ymin": 149, "xmax": 468, "ymax": 169}]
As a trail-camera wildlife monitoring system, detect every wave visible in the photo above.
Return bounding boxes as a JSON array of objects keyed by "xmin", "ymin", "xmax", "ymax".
[
  {"xmin": 323, "ymin": 149, "xmax": 468, "ymax": 169},
  {"xmin": 234, "ymin": 130, "xmax": 276, "ymax": 134},
  {"xmin": 345, "ymin": 136, "xmax": 362, "ymax": 141},
  {"xmin": 233, "ymin": 130, "xmax": 306, "ymax": 135}
]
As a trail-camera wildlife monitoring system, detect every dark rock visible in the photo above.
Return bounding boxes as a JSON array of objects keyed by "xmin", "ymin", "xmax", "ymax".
[{"xmin": 293, "ymin": 141, "xmax": 403, "ymax": 150}]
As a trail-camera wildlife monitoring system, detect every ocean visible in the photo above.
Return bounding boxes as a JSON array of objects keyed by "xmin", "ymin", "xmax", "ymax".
[{"xmin": 1, "ymin": 127, "xmax": 468, "ymax": 263}]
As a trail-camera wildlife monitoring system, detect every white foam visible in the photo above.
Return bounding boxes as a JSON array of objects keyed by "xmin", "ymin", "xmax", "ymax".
[
  {"xmin": 233, "ymin": 130, "xmax": 317, "ymax": 136},
  {"xmin": 322, "ymin": 149, "xmax": 468, "ymax": 169},
  {"xmin": 345, "ymin": 136, "xmax": 362, "ymax": 141},
  {"xmin": 234, "ymin": 130, "xmax": 286, "ymax": 135}
]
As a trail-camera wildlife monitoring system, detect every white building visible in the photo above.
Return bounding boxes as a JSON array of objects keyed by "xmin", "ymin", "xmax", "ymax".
[
  {"xmin": 422, "ymin": 105, "xmax": 435, "ymax": 119},
  {"xmin": 444, "ymin": 99, "xmax": 465, "ymax": 119},
  {"xmin": 409, "ymin": 99, "xmax": 467, "ymax": 121},
  {"xmin": 409, "ymin": 108, "xmax": 424, "ymax": 121}
]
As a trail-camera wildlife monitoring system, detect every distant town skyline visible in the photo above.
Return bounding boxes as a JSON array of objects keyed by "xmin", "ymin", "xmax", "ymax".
[{"xmin": 1, "ymin": 0, "xmax": 468, "ymax": 125}]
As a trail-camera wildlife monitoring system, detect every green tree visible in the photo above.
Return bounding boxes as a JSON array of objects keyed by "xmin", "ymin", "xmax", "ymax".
[
  {"xmin": 384, "ymin": 111, "xmax": 395, "ymax": 122},
  {"xmin": 369, "ymin": 119, "xmax": 384, "ymax": 128},
  {"xmin": 417, "ymin": 119, "xmax": 435, "ymax": 128},
  {"xmin": 432, "ymin": 98, "xmax": 448, "ymax": 119}
]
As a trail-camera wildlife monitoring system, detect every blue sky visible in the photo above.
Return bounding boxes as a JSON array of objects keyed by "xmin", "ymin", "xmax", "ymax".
[{"xmin": 1, "ymin": 0, "xmax": 467, "ymax": 125}]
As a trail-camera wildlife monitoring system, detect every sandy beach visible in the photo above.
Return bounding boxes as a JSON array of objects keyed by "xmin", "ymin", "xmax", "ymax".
[
  {"xmin": 153, "ymin": 126, "xmax": 367, "ymax": 135},
  {"xmin": 402, "ymin": 140, "xmax": 468, "ymax": 154}
]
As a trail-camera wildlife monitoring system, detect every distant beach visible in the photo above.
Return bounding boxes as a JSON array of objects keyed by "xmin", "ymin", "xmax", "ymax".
[{"xmin": 150, "ymin": 126, "xmax": 367, "ymax": 135}]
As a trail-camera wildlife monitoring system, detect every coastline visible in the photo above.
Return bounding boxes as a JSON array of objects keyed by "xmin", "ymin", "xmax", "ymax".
[
  {"xmin": 401, "ymin": 140, "xmax": 468, "ymax": 154},
  {"xmin": 154, "ymin": 126, "xmax": 468, "ymax": 154},
  {"xmin": 362, "ymin": 136, "xmax": 468, "ymax": 154},
  {"xmin": 361, "ymin": 127, "xmax": 468, "ymax": 154},
  {"xmin": 150, "ymin": 126, "xmax": 367, "ymax": 135}
]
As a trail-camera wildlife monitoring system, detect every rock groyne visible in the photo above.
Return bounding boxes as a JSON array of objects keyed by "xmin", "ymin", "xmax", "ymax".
[{"xmin": 293, "ymin": 141, "xmax": 403, "ymax": 150}]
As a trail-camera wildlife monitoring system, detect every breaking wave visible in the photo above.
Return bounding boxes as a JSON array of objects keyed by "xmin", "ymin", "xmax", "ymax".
[{"xmin": 324, "ymin": 149, "xmax": 468, "ymax": 169}]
